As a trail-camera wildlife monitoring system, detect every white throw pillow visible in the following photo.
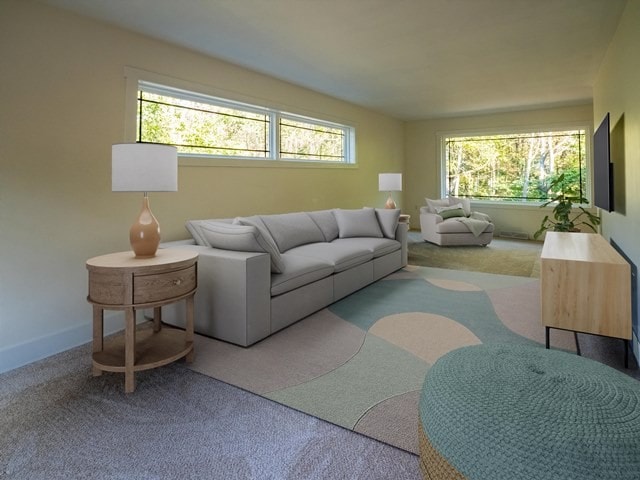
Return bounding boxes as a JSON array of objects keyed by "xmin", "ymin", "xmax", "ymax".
[{"xmin": 425, "ymin": 198, "xmax": 450, "ymax": 214}]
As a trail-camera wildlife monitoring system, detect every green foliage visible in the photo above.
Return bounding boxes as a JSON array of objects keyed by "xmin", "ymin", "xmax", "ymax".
[
  {"xmin": 137, "ymin": 91, "xmax": 344, "ymax": 161},
  {"xmin": 446, "ymin": 131, "xmax": 586, "ymax": 203},
  {"xmin": 533, "ymin": 173, "xmax": 600, "ymax": 240}
]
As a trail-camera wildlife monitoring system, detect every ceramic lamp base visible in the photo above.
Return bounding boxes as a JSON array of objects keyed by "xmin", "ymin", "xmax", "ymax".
[
  {"xmin": 129, "ymin": 196, "xmax": 160, "ymax": 258},
  {"xmin": 385, "ymin": 195, "xmax": 397, "ymax": 209}
]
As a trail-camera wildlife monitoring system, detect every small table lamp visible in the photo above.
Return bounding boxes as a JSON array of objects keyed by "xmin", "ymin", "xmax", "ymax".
[
  {"xmin": 378, "ymin": 173, "xmax": 402, "ymax": 209},
  {"xmin": 112, "ymin": 143, "xmax": 178, "ymax": 258}
]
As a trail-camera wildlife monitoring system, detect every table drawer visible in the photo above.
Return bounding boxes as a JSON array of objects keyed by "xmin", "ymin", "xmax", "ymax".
[{"xmin": 134, "ymin": 265, "xmax": 196, "ymax": 304}]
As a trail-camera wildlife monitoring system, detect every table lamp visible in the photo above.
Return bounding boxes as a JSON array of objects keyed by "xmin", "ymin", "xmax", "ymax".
[
  {"xmin": 378, "ymin": 173, "xmax": 402, "ymax": 209},
  {"xmin": 112, "ymin": 143, "xmax": 178, "ymax": 258}
]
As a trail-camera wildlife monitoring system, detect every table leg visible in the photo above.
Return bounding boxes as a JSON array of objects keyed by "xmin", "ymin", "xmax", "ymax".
[
  {"xmin": 185, "ymin": 294, "xmax": 195, "ymax": 363},
  {"xmin": 153, "ymin": 306, "xmax": 162, "ymax": 332},
  {"xmin": 574, "ymin": 332, "xmax": 581, "ymax": 356},
  {"xmin": 624, "ymin": 339, "xmax": 629, "ymax": 369},
  {"xmin": 92, "ymin": 306, "xmax": 104, "ymax": 376},
  {"xmin": 124, "ymin": 307, "xmax": 136, "ymax": 393},
  {"xmin": 545, "ymin": 327, "xmax": 550, "ymax": 349}
]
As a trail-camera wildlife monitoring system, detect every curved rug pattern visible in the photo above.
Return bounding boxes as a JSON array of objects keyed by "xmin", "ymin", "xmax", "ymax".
[{"xmin": 189, "ymin": 266, "xmax": 574, "ymax": 455}]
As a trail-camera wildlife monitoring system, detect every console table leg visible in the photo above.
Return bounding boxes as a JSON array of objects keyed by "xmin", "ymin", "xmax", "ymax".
[
  {"xmin": 545, "ymin": 327, "xmax": 550, "ymax": 349},
  {"xmin": 574, "ymin": 332, "xmax": 581, "ymax": 356},
  {"xmin": 624, "ymin": 339, "xmax": 629, "ymax": 369},
  {"xmin": 124, "ymin": 307, "xmax": 136, "ymax": 393}
]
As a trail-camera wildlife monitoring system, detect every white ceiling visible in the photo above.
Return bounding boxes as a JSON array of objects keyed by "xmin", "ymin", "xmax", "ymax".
[{"xmin": 40, "ymin": 0, "xmax": 627, "ymax": 120}]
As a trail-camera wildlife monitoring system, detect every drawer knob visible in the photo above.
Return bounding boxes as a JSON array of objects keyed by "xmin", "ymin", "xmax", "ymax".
[{"xmin": 174, "ymin": 279, "xmax": 182, "ymax": 286}]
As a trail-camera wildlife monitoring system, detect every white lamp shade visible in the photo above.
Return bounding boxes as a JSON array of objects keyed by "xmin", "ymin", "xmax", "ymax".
[
  {"xmin": 112, "ymin": 143, "xmax": 178, "ymax": 192},
  {"xmin": 378, "ymin": 173, "xmax": 402, "ymax": 192}
]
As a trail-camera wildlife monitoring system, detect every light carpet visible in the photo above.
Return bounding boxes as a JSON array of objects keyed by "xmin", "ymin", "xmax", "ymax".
[{"xmin": 189, "ymin": 266, "xmax": 591, "ymax": 455}]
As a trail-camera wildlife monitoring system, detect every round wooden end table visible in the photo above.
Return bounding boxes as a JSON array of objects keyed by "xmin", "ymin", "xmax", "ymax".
[{"xmin": 86, "ymin": 249, "xmax": 198, "ymax": 393}]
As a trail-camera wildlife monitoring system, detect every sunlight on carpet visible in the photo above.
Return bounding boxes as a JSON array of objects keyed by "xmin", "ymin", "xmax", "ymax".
[{"xmin": 407, "ymin": 233, "xmax": 542, "ymax": 277}]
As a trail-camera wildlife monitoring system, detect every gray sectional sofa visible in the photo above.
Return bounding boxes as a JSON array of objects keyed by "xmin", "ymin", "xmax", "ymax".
[{"xmin": 162, "ymin": 208, "xmax": 408, "ymax": 347}]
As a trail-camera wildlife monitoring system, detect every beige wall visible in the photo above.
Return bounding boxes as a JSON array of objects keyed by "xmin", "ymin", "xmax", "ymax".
[
  {"xmin": 0, "ymin": 1, "xmax": 403, "ymax": 368},
  {"xmin": 593, "ymin": 0, "xmax": 640, "ymax": 354},
  {"xmin": 404, "ymin": 105, "xmax": 594, "ymax": 237}
]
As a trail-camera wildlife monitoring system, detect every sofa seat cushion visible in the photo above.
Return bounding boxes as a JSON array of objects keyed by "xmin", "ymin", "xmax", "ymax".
[
  {"xmin": 286, "ymin": 242, "xmax": 373, "ymax": 273},
  {"xmin": 436, "ymin": 218, "xmax": 495, "ymax": 234},
  {"xmin": 271, "ymin": 254, "xmax": 334, "ymax": 296},
  {"xmin": 331, "ymin": 237, "xmax": 400, "ymax": 258}
]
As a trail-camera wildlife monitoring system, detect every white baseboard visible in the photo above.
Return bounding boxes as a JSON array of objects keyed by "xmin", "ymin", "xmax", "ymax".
[{"xmin": 0, "ymin": 312, "xmax": 127, "ymax": 375}]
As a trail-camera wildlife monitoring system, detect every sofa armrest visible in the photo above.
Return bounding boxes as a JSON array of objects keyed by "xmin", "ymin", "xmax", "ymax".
[
  {"xmin": 160, "ymin": 244, "xmax": 271, "ymax": 347},
  {"xmin": 395, "ymin": 221, "xmax": 409, "ymax": 267},
  {"xmin": 419, "ymin": 212, "xmax": 444, "ymax": 243}
]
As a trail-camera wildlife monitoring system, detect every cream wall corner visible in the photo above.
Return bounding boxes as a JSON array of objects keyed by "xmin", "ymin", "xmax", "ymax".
[{"xmin": 0, "ymin": 0, "xmax": 404, "ymax": 372}]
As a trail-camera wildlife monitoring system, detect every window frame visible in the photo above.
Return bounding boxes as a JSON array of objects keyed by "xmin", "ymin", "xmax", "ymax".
[
  {"xmin": 124, "ymin": 68, "xmax": 356, "ymax": 168},
  {"xmin": 437, "ymin": 123, "xmax": 593, "ymax": 208}
]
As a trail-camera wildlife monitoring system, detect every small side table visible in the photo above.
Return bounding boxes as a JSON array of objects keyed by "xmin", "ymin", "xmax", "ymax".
[
  {"xmin": 86, "ymin": 249, "xmax": 198, "ymax": 393},
  {"xmin": 399, "ymin": 214, "xmax": 411, "ymax": 224}
]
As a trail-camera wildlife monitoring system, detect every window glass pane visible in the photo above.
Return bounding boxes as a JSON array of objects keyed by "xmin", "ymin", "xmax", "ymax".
[
  {"xmin": 280, "ymin": 117, "xmax": 345, "ymax": 162},
  {"xmin": 445, "ymin": 131, "xmax": 587, "ymax": 203},
  {"xmin": 137, "ymin": 91, "xmax": 269, "ymax": 157},
  {"xmin": 135, "ymin": 81, "xmax": 354, "ymax": 164}
]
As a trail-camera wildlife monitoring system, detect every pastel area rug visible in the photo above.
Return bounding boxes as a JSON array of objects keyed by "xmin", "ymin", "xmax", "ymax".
[{"xmin": 189, "ymin": 266, "xmax": 577, "ymax": 455}]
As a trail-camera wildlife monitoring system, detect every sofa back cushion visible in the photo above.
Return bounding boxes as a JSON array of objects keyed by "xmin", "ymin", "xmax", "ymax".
[
  {"xmin": 307, "ymin": 209, "xmax": 340, "ymax": 242},
  {"xmin": 333, "ymin": 208, "xmax": 383, "ymax": 238},
  {"xmin": 259, "ymin": 212, "xmax": 325, "ymax": 252},
  {"xmin": 374, "ymin": 208, "xmax": 400, "ymax": 239},
  {"xmin": 185, "ymin": 218, "xmax": 233, "ymax": 247},
  {"xmin": 200, "ymin": 220, "xmax": 285, "ymax": 273}
]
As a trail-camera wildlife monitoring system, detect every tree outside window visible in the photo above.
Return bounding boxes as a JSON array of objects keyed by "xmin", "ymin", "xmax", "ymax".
[{"xmin": 444, "ymin": 130, "xmax": 587, "ymax": 204}]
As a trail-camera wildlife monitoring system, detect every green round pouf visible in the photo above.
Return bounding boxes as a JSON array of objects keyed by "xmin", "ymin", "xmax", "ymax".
[{"xmin": 418, "ymin": 344, "xmax": 640, "ymax": 480}]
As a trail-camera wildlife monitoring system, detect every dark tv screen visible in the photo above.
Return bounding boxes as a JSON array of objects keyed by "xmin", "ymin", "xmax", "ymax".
[{"xmin": 593, "ymin": 113, "xmax": 613, "ymax": 212}]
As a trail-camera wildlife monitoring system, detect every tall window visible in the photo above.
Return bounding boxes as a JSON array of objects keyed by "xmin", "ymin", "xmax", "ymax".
[
  {"xmin": 443, "ymin": 129, "xmax": 588, "ymax": 204},
  {"xmin": 136, "ymin": 81, "xmax": 354, "ymax": 163}
]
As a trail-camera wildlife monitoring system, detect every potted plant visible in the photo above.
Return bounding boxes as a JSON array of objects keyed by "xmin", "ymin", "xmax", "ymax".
[{"xmin": 533, "ymin": 173, "xmax": 601, "ymax": 240}]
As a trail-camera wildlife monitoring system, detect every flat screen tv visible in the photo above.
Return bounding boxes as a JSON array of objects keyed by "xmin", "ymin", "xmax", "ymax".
[{"xmin": 593, "ymin": 113, "xmax": 613, "ymax": 212}]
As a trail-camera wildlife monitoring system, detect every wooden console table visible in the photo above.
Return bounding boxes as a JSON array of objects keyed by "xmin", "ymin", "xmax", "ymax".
[
  {"xmin": 540, "ymin": 232, "xmax": 631, "ymax": 367},
  {"xmin": 86, "ymin": 249, "xmax": 198, "ymax": 392}
]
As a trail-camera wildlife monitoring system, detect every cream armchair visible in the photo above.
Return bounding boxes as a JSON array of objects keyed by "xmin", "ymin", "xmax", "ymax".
[{"xmin": 420, "ymin": 197, "xmax": 494, "ymax": 246}]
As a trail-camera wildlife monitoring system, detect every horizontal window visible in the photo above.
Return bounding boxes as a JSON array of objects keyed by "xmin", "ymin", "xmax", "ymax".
[
  {"xmin": 136, "ymin": 81, "xmax": 355, "ymax": 164},
  {"xmin": 442, "ymin": 129, "xmax": 588, "ymax": 204}
]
